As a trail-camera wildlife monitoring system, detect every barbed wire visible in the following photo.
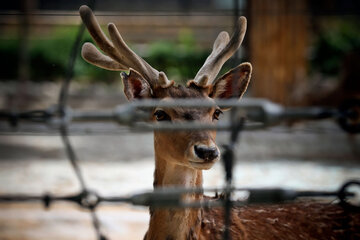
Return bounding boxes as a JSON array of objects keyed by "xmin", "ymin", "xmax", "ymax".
[
  {"xmin": 0, "ymin": 98, "xmax": 358, "ymax": 132},
  {"xmin": 0, "ymin": 119, "xmax": 351, "ymax": 136},
  {"xmin": 0, "ymin": 184, "xmax": 357, "ymax": 209}
]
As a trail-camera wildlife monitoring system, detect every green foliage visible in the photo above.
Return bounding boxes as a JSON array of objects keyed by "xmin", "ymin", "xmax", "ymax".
[
  {"xmin": 310, "ymin": 19, "xmax": 360, "ymax": 76},
  {"xmin": 0, "ymin": 26, "xmax": 211, "ymax": 83},
  {"xmin": 0, "ymin": 27, "xmax": 75, "ymax": 81},
  {"xmin": 0, "ymin": 26, "xmax": 119, "ymax": 82}
]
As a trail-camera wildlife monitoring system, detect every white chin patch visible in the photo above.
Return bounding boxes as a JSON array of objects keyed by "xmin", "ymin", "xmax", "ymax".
[
  {"xmin": 188, "ymin": 150, "xmax": 220, "ymax": 170},
  {"xmin": 189, "ymin": 161, "xmax": 215, "ymax": 170}
]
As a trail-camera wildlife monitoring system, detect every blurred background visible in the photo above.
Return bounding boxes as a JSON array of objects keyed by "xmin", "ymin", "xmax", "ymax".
[{"xmin": 0, "ymin": 0, "xmax": 359, "ymax": 239}]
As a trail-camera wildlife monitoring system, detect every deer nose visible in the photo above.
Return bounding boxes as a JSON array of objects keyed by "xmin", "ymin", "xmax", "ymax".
[{"xmin": 194, "ymin": 145, "xmax": 219, "ymax": 162}]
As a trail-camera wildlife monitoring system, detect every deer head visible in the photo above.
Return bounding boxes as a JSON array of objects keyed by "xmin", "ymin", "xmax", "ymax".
[{"xmin": 79, "ymin": 5, "xmax": 252, "ymax": 172}]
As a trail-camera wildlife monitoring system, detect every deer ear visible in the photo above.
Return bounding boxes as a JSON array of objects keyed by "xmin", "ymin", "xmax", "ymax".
[
  {"xmin": 210, "ymin": 62, "xmax": 252, "ymax": 100},
  {"xmin": 121, "ymin": 69, "xmax": 152, "ymax": 101}
]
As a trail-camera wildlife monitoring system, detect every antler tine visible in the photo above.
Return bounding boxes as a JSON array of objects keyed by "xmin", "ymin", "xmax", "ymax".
[
  {"xmin": 79, "ymin": 6, "xmax": 125, "ymax": 66},
  {"xmin": 79, "ymin": 5, "xmax": 173, "ymax": 88},
  {"xmin": 193, "ymin": 16, "xmax": 247, "ymax": 87},
  {"xmin": 81, "ymin": 42, "xmax": 127, "ymax": 71},
  {"xmin": 107, "ymin": 23, "xmax": 160, "ymax": 86}
]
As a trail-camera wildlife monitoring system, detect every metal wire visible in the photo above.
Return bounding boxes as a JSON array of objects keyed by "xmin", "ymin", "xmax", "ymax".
[
  {"xmin": 59, "ymin": 126, "xmax": 88, "ymax": 189},
  {"xmin": 0, "ymin": 98, "xmax": 347, "ymax": 132},
  {"xmin": 0, "ymin": 184, "xmax": 357, "ymax": 208}
]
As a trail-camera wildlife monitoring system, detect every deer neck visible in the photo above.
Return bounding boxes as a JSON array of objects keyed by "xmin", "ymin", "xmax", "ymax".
[
  {"xmin": 145, "ymin": 151, "xmax": 203, "ymax": 240},
  {"xmin": 154, "ymin": 154, "xmax": 203, "ymax": 187}
]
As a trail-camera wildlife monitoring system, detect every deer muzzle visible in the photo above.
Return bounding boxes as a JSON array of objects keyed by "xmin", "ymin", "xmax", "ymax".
[
  {"xmin": 194, "ymin": 145, "xmax": 219, "ymax": 162},
  {"xmin": 188, "ymin": 143, "xmax": 220, "ymax": 170}
]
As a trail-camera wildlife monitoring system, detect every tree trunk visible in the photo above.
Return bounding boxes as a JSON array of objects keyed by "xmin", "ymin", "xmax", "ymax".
[{"xmin": 248, "ymin": 0, "xmax": 308, "ymax": 105}]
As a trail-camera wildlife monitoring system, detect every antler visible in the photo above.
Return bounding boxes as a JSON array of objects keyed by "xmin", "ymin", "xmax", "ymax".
[
  {"xmin": 192, "ymin": 17, "xmax": 247, "ymax": 87},
  {"xmin": 79, "ymin": 5, "xmax": 173, "ymax": 88}
]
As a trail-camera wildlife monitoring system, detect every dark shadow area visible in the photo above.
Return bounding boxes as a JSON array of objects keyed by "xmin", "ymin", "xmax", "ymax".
[{"xmin": 0, "ymin": 141, "xmax": 62, "ymax": 160}]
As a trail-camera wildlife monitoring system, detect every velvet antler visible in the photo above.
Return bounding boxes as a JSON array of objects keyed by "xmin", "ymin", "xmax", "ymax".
[
  {"xmin": 79, "ymin": 5, "xmax": 173, "ymax": 89},
  {"xmin": 192, "ymin": 17, "xmax": 247, "ymax": 87}
]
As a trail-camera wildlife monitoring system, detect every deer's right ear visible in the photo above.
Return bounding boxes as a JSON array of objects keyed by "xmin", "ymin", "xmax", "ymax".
[
  {"xmin": 210, "ymin": 63, "xmax": 252, "ymax": 100},
  {"xmin": 121, "ymin": 69, "xmax": 152, "ymax": 101}
]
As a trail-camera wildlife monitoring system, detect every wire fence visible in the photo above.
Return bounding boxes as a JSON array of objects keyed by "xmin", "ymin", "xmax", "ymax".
[
  {"xmin": 0, "ymin": 98, "xmax": 359, "ymax": 240},
  {"xmin": 0, "ymin": 3, "xmax": 360, "ymax": 240}
]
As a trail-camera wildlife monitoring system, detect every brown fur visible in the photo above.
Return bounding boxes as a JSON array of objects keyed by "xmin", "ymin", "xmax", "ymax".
[
  {"xmin": 153, "ymin": 84, "xmax": 208, "ymax": 100},
  {"xmin": 201, "ymin": 201, "xmax": 360, "ymax": 240}
]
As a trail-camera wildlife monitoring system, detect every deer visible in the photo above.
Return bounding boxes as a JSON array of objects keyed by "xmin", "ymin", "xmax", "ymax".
[{"xmin": 78, "ymin": 5, "xmax": 360, "ymax": 240}]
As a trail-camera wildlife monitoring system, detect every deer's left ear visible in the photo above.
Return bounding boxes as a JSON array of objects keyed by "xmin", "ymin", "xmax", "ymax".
[
  {"xmin": 121, "ymin": 69, "xmax": 152, "ymax": 101},
  {"xmin": 210, "ymin": 62, "xmax": 252, "ymax": 99}
]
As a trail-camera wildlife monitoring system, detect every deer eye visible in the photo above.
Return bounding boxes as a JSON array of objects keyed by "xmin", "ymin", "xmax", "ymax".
[
  {"xmin": 154, "ymin": 110, "xmax": 171, "ymax": 121},
  {"xmin": 213, "ymin": 109, "xmax": 223, "ymax": 121}
]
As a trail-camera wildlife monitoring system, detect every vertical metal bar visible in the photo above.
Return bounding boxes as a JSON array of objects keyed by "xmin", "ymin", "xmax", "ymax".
[
  {"xmin": 223, "ymin": 108, "xmax": 245, "ymax": 240},
  {"xmin": 222, "ymin": 145, "xmax": 233, "ymax": 240}
]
